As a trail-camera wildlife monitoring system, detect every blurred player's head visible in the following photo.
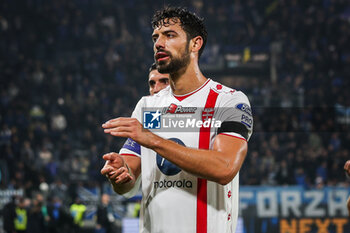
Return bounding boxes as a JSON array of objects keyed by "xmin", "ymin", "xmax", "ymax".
[
  {"xmin": 148, "ymin": 63, "xmax": 169, "ymax": 95},
  {"xmin": 152, "ymin": 7, "xmax": 207, "ymax": 74}
]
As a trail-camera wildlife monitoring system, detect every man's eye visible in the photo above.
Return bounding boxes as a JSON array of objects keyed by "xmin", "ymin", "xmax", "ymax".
[{"xmin": 160, "ymin": 79, "xmax": 169, "ymax": 84}]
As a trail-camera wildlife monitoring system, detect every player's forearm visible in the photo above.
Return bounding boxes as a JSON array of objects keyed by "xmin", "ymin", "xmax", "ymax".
[
  {"xmin": 110, "ymin": 180, "xmax": 135, "ymax": 194},
  {"xmin": 150, "ymin": 134, "xmax": 246, "ymax": 185}
]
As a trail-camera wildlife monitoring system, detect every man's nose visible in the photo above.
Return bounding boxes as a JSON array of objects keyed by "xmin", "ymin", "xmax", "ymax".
[
  {"xmin": 155, "ymin": 36, "xmax": 165, "ymax": 50},
  {"xmin": 153, "ymin": 83, "xmax": 161, "ymax": 94}
]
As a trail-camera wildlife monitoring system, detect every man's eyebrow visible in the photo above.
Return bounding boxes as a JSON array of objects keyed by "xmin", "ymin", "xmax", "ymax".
[
  {"xmin": 162, "ymin": 30, "xmax": 177, "ymax": 35},
  {"xmin": 152, "ymin": 29, "xmax": 177, "ymax": 37}
]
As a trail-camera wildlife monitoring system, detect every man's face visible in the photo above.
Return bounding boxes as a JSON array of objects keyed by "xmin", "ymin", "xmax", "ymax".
[
  {"xmin": 148, "ymin": 69, "xmax": 169, "ymax": 95},
  {"xmin": 152, "ymin": 18, "xmax": 191, "ymax": 74}
]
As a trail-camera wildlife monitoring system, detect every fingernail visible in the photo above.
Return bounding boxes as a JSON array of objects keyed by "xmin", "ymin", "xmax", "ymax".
[{"xmin": 110, "ymin": 171, "xmax": 116, "ymax": 175}]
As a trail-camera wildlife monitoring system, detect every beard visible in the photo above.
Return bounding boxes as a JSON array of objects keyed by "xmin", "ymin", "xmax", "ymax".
[{"xmin": 156, "ymin": 46, "xmax": 191, "ymax": 74}]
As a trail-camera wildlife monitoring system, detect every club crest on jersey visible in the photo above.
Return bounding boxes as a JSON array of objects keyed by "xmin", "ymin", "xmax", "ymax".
[
  {"xmin": 162, "ymin": 104, "xmax": 197, "ymax": 114},
  {"xmin": 143, "ymin": 110, "xmax": 161, "ymax": 129},
  {"xmin": 202, "ymin": 108, "xmax": 215, "ymax": 121}
]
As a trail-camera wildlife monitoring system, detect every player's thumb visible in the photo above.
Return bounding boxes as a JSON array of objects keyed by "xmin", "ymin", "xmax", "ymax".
[{"xmin": 102, "ymin": 152, "xmax": 120, "ymax": 161}]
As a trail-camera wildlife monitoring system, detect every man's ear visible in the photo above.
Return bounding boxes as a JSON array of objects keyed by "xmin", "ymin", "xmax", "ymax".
[{"xmin": 190, "ymin": 36, "xmax": 203, "ymax": 54}]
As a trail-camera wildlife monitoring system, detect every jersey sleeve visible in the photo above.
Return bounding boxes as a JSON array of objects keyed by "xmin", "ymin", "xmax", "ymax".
[
  {"xmin": 118, "ymin": 139, "xmax": 142, "ymax": 198},
  {"xmin": 122, "ymin": 175, "xmax": 141, "ymax": 199},
  {"xmin": 119, "ymin": 138, "xmax": 141, "ymax": 157},
  {"xmin": 118, "ymin": 97, "xmax": 145, "ymax": 157},
  {"xmin": 118, "ymin": 98, "xmax": 144, "ymax": 198},
  {"xmin": 130, "ymin": 97, "xmax": 145, "ymax": 123},
  {"xmin": 215, "ymin": 91, "xmax": 253, "ymax": 141}
]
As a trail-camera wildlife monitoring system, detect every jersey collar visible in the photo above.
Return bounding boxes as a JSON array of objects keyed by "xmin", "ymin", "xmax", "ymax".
[{"xmin": 173, "ymin": 79, "xmax": 211, "ymax": 101}]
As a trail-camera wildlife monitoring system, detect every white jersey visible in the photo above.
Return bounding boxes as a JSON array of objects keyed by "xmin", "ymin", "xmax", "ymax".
[{"xmin": 119, "ymin": 79, "xmax": 253, "ymax": 233}]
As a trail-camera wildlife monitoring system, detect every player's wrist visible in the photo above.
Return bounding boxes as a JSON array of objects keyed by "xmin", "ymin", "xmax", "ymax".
[
  {"xmin": 110, "ymin": 174, "xmax": 135, "ymax": 195},
  {"xmin": 147, "ymin": 133, "xmax": 163, "ymax": 150}
]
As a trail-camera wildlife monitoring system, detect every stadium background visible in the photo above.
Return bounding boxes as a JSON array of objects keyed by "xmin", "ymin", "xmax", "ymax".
[{"xmin": 0, "ymin": 0, "xmax": 350, "ymax": 232}]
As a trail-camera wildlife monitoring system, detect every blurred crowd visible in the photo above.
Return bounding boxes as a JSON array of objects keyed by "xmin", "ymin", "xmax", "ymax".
[
  {"xmin": 1, "ymin": 192, "xmax": 118, "ymax": 233},
  {"xmin": 239, "ymin": 0, "xmax": 350, "ymax": 187},
  {"xmin": 1, "ymin": 0, "xmax": 350, "ymax": 230}
]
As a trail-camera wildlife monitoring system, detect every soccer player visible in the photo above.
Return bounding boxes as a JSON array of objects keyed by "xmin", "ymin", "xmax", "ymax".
[
  {"xmin": 148, "ymin": 63, "xmax": 170, "ymax": 95},
  {"xmin": 101, "ymin": 7, "xmax": 253, "ymax": 233}
]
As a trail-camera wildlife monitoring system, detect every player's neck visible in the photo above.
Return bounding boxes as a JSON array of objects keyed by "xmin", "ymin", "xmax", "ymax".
[{"xmin": 170, "ymin": 62, "xmax": 207, "ymax": 96}]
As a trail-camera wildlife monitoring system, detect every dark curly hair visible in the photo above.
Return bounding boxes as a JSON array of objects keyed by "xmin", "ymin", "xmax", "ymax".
[
  {"xmin": 149, "ymin": 62, "xmax": 157, "ymax": 72},
  {"xmin": 152, "ymin": 7, "xmax": 208, "ymax": 58}
]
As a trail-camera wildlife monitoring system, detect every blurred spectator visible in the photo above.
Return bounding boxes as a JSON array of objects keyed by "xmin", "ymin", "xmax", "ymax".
[
  {"xmin": 275, "ymin": 160, "xmax": 294, "ymax": 185},
  {"xmin": 27, "ymin": 197, "xmax": 46, "ymax": 233},
  {"xmin": 295, "ymin": 168, "xmax": 308, "ymax": 189},
  {"xmin": 34, "ymin": 193, "xmax": 50, "ymax": 227},
  {"xmin": 316, "ymin": 161, "xmax": 328, "ymax": 183},
  {"xmin": 38, "ymin": 146, "xmax": 53, "ymax": 166},
  {"xmin": 69, "ymin": 197, "xmax": 86, "ymax": 232},
  {"xmin": 96, "ymin": 194, "xmax": 114, "ymax": 233},
  {"xmin": 46, "ymin": 196, "xmax": 73, "ymax": 233},
  {"xmin": 14, "ymin": 197, "xmax": 28, "ymax": 233},
  {"xmin": 49, "ymin": 179, "xmax": 68, "ymax": 202},
  {"xmin": 3, "ymin": 196, "xmax": 17, "ymax": 233}
]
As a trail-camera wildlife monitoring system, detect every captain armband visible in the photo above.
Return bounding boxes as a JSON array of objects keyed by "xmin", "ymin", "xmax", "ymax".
[{"xmin": 217, "ymin": 121, "xmax": 249, "ymax": 140}]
